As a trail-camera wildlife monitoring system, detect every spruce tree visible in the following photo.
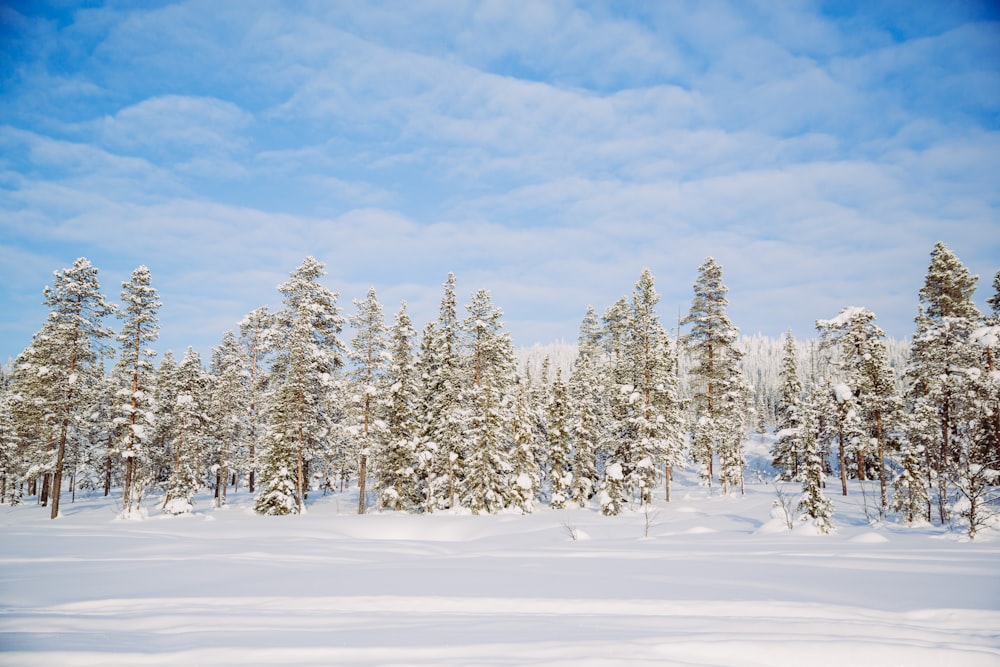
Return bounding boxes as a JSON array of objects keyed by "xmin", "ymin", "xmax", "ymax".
[
  {"xmin": 114, "ymin": 265, "xmax": 161, "ymax": 518},
  {"xmin": 682, "ymin": 258, "xmax": 748, "ymax": 492},
  {"xmin": 546, "ymin": 368, "xmax": 573, "ymax": 509},
  {"xmin": 798, "ymin": 393, "xmax": 835, "ymax": 534},
  {"xmin": 771, "ymin": 331, "xmax": 804, "ymax": 480},
  {"xmin": 510, "ymin": 376, "xmax": 540, "ymax": 513},
  {"xmin": 163, "ymin": 348, "xmax": 209, "ymax": 514},
  {"xmin": 13, "ymin": 259, "xmax": 115, "ymax": 518},
  {"xmin": 208, "ymin": 331, "xmax": 249, "ymax": 506},
  {"xmin": 377, "ymin": 302, "xmax": 422, "ymax": 511},
  {"xmin": 569, "ymin": 307, "xmax": 603, "ymax": 507},
  {"xmin": 462, "ymin": 289, "xmax": 516, "ymax": 514},
  {"xmin": 239, "ymin": 306, "xmax": 276, "ymax": 494},
  {"xmin": 257, "ymin": 257, "xmax": 344, "ymax": 515},
  {"xmin": 348, "ymin": 287, "xmax": 389, "ymax": 514}
]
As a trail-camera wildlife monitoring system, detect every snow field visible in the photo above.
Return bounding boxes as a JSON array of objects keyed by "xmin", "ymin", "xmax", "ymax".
[{"xmin": 1, "ymin": 472, "xmax": 998, "ymax": 666}]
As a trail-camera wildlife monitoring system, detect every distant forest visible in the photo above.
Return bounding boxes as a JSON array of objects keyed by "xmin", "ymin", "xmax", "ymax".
[{"xmin": 2, "ymin": 243, "xmax": 997, "ymax": 537}]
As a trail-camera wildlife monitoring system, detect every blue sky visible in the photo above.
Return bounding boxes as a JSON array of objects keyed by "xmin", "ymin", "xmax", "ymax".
[{"xmin": 2, "ymin": 0, "xmax": 999, "ymax": 362}]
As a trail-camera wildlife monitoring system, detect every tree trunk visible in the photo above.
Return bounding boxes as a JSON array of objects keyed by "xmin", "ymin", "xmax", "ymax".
[
  {"xmin": 876, "ymin": 411, "xmax": 886, "ymax": 517},
  {"xmin": 357, "ymin": 454, "xmax": 367, "ymax": 514},
  {"xmin": 51, "ymin": 421, "xmax": 69, "ymax": 519},
  {"xmin": 104, "ymin": 448, "xmax": 112, "ymax": 497},
  {"xmin": 838, "ymin": 428, "xmax": 847, "ymax": 496},
  {"xmin": 40, "ymin": 473, "xmax": 51, "ymax": 506},
  {"xmin": 664, "ymin": 464, "xmax": 671, "ymax": 502}
]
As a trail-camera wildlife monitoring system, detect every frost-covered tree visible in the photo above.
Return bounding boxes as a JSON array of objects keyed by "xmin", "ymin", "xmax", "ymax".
[
  {"xmin": 114, "ymin": 265, "xmax": 161, "ymax": 517},
  {"xmin": 163, "ymin": 348, "xmax": 209, "ymax": 514},
  {"xmin": 682, "ymin": 258, "xmax": 748, "ymax": 492},
  {"xmin": 208, "ymin": 331, "xmax": 249, "ymax": 506},
  {"xmin": 546, "ymin": 368, "xmax": 573, "ymax": 509},
  {"xmin": 771, "ymin": 331, "xmax": 804, "ymax": 480},
  {"xmin": 256, "ymin": 257, "xmax": 344, "ymax": 515},
  {"xmin": 239, "ymin": 306, "xmax": 276, "ymax": 494},
  {"xmin": 149, "ymin": 351, "xmax": 179, "ymax": 489},
  {"xmin": 569, "ymin": 307, "xmax": 603, "ymax": 507},
  {"xmin": 377, "ymin": 302, "xmax": 422, "ymax": 511},
  {"xmin": 10, "ymin": 259, "xmax": 115, "ymax": 518},
  {"xmin": 462, "ymin": 289, "xmax": 517, "ymax": 514},
  {"xmin": 348, "ymin": 287, "xmax": 389, "ymax": 514},
  {"xmin": 0, "ymin": 370, "xmax": 24, "ymax": 505},
  {"xmin": 418, "ymin": 274, "xmax": 468, "ymax": 511},
  {"xmin": 798, "ymin": 395, "xmax": 835, "ymax": 534},
  {"xmin": 509, "ymin": 377, "xmax": 540, "ymax": 513},
  {"xmin": 905, "ymin": 242, "xmax": 983, "ymax": 524}
]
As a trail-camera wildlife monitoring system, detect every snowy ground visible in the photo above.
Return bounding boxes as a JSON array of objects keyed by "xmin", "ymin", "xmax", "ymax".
[{"xmin": 1, "ymin": 470, "xmax": 999, "ymax": 667}]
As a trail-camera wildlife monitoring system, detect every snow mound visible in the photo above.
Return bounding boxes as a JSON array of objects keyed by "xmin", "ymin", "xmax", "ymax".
[{"xmin": 849, "ymin": 532, "xmax": 889, "ymax": 544}]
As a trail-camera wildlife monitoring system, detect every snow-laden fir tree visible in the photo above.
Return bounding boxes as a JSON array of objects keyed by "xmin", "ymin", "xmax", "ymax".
[
  {"xmin": 569, "ymin": 306, "xmax": 604, "ymax": 507},
  {"xmin": 509, "ymin": 377, "xmax": 540, "ymax": 513},
  {"xmin": 348, "ymin": 287, "xmax": 390, "ymax": 515},
  {"xmin": 163, "ymin": 348, "xmax": 209, "ymax": 515},
  {"xmin": 0, "ymin": 370, "xmax": 24, "ymax": 505},
  {"xmin": 208, "ymin": 331, "xmax": 249, "ymax": 506},
  {"xmin": 681, "ymin": 258, "xmax": 748, "ymax": 493},
  {"xmin": 462, "ymin": 289, "xmax": 517, "ymax": 514},
  {"xmin": 148, "ymin": 351, "xmax": 179, "ymax": 490},
  {"xmin": 816, "ymin": 307, "xmax": 901, "ymax": 514},
  {"xmin": 905, "ymin": 242, "xmax": 984, "ymax": 525},
  {"xmin": 771, "ymin": 331, "xmax": 804, "ymax": 480},
  {"xmin": 546, "ymin": 368, "xmax": 573, "ymax": 509},
  {"xmin": 598, "ymin": 296, "xmax": 633, "ymax": 515},
  {"xmin": 255, "ymin": 257, "xmax": 345, "ymax": 515},
  {"xmin": 626, "ymin": 270, "xmax": 683, "ymax": 504},
  {"xmin": 893, "ymin": 406, "xmax": 931, "ymax": 525},
  {"xmin": 9, "ymin": 259, "xmax": 115, "ymax": 518},
  {"xmin": 418, "ymin": 274, "xmax": 468, "ymax": 511},
  {"xmin": 114, "ymin": 265, "xmax": 161, "ymax": 518},
  {"xmin": 239, "ymin": 306, "xmax": 276, "ymax": 494},
  {"xmin": 377, "ymin": 302, "xmax": 422, "ymax": 512},
  {"xmin": 797, "ymin": 392, "xmax": 835, "ymax": 534}
]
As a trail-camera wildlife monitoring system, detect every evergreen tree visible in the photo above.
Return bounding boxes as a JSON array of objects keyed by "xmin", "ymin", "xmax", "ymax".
[
  {"xmin": 114, "ymin": 265, "xmax": 161, "ymax": 518},
  {"xmin": 546, "ymin": 368, "xmax": 573, "ymax": 509},
  {"xmin": 510, "ymin": 376, "xmax": 540, "ymax": 513},
  {"xmin": 11, "ymin": 259, "xmax": 115, "ymax": 518},
  {"xmin": 256, "ymin": 257, "xmax": 344, "ymax": 515},
  {"xmin": 682, "ymin": 258, "xmax": 748, "ymax": 492},
  {"xmin": 163, "ymin": 348, "xmax": 209, "ymax": 514},
  {"xmin": 208, "ymin": 331, "xmax": 249, "ymax": 506},
  {"xmin": 772, "ymin": 331, "xmax": 804, "ymax": 480},
  {"xmin": 798, "ymin": 393, "xmax": 835, "ymax": 534},
  {"xmin": 462, "ymin": 289, "xmax": 516, "ymax": 514},
  {"xmin": 0, "ymin": 370, "xmax": 24, "ymax": 505},
  {"xmin": 348, "ymin": 287, "xmax": 390, "ymax": 514},
  {"xmin": 377, "ymin": 302, "xmax": 422, "ymax": 511},
  {"xmin": 905, "ymin": 243, "xmax": 983, "ymax": 524},
  {"xmin": 569, "ymin": 307, "xmax": 603, "ymax": 507},
  {"xmin": 149, "ymin": 351, "xmax": 179, "ymax": 490},
  {"xmin": 239, "ymin": 306, "xmax": 276, "ymax": 494}
]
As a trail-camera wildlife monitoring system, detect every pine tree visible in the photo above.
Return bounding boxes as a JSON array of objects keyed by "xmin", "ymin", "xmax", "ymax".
[
  {"xmin": 163, "ymin": 348, "xmax": 209, "ymax": 514},
  {"xmin": 546, "ymin": 368, "xmax": 573, "ymax": 509},
  {"xmin": 599, "ymin": 296, "xmax": 633, "ymax": 514},
  {"xmin": 798, "ymin": 394, "xmax": 835, "ymax": 534},
  {"xmin": 0, "ymin": 370, "xmax": 24, "ymax": 505},
  {"xmin": 772, "ymin": 331, "xmax": 804, "ymax": 480},
  {"xmin": 462, "ymin": 289, "xmax": 516, "ymax": 514},
  {"xmin": 510, "ymin": 376, "xmax": 540, "ymax": 513},
  {"xmin": 149, "ymin": 351, "xmax": 179, "ymax": 490},
  {"xmin": 11, "ymin": 259, "xmax": 115, "ymax": 518},
  {"xmin": 239, "ymin": 306, "xmax": 276, "ymax": 494},
  {"xmin": 115, "ymin": 266, "xmax": 161, "ymax": 517},
  {"xmin": 377, "ymin": 302, "xmax": 422, "ymax": 511},
  {"xmin": 682, "ymin": 258, "xmax": 748, "ymax": 492},
  {"xmin": 208, "ymin": 331, "xmax": 249, "ymax": 506},
  {"xmin": 348, "ymin": 287, "xmax": 389, "ymax": 515},
  {"xmin": 256, "ymin": 257, "xmax": 344, "ymax": 515},
  {"xmin": 905, "ymin": 243, "xmax": 983, "ymax": 525},
  {"xmin": 569, "ymin": 307, "xmax": 603, "ymax": 507}
]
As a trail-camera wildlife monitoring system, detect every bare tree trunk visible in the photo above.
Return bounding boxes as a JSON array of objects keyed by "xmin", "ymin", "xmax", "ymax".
[
  {"xmin": 664, "ymin": 464, "xmax": 671, "ymax": 502},
  {"xmin": 838, "ymin": 428, "xmax": 848, "ymax": 496},
  {"xmin": 51, "ymin": 422, "xmax": 68, "ymax": 519},
  {"xmin": 876, "ymin": 412, "xmax": 886, "ymax": 517},
  {"xmin": 104, "ymin": 448, "xmax": 112, "ymax": 497}
]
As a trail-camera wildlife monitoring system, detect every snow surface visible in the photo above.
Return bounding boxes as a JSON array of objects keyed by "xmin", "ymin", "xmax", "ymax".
[{"xmin": 1, "ymin": 471, "xmax": 998, "ymax": 666}]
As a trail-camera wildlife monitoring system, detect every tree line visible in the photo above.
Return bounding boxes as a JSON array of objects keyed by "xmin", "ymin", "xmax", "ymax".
[{"xmin": 1, "ymin": 244, "xmax": 997, "ymax": 536}]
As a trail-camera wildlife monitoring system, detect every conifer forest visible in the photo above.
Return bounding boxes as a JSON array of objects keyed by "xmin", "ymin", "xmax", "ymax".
[{"xmin": 2, "ymin": 241, "xmax": 998, "ymax": 539}]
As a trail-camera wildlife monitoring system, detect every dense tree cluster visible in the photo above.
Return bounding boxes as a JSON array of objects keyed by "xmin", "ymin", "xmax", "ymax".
[{"xmin": 2, "ymin": 246, "xmax": 997, "ymax": 537}]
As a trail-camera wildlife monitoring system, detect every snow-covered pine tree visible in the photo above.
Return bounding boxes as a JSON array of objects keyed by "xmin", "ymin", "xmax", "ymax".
[
  {"xmin": 569, "ymin": 307, "xmax": 603, "ymax": 507},
  {"xmin": 598, "ymin": 296, "xmax": 633, "ymax": 515},
  {"xmin": 771, "ymin": 331, "xmax": 804, "ymax": 480},
  {"xmin": 208, "ymin": 331, "xmax": 249, "ymax": 506},
  {"xmin": 239, "ymin": 306, "xmax": 276, "ymax": 494},
  {"xmin": 816, "ymin": 307, "xmax": 901, "ymax": 514},
  {"xmin": 546, "ymin": 368, "xmax": 573, "ymax": 509},
  {"xmin": 256, "ymin": 257, "xmax": 345, "ymax": 515},
  {"xmin": 905, "ymin": 242, "xmax": 984, "ymax": 525},
  {"xmin": 418, "ymin": 274, "xmax": 468, "ymax": 511},
  {"xmin": 162, "ymin": 348, "xmax": 209, "ymax": 514},
  {"xmin": 797, "ymin": 392, "xmax": 835, "ymax": 534},
  {"xmin": 149, "ymin": 351, "xmax": 179, "ymax": 491},
  {"xmin": 462, "ymin": 289, "xmax": 517, "ymax": 514},
  {"xmin": 11, "ymin": 259, "xmax": 115, "ymax": 518},
  {"xmin": 509, "ymin": 376, "xmax": 540, "ymax": 513},
  {"xmin": 377, "ymin": 302, "xmax": 422, "ymax": 511},
  {"xmin": 348, "ymin": 287, "xmax": 390, "ymax": 515},
  {"xmin": 682, "ymin": 258, "xmax": 748, "ymax": 493},
  {"xmin": 114, "ymin": 265, "xmax": 161, "ymax": 518},
  {"xmin": 626, "ymin": 270, "xmax": 683, "ymax": 504},
  {"xmin": 893, "ymin": 403, "xmax": 931, "ymax": 525},
  {"xmin": 0, "ymin": 369, "xmax": 24, "ymax": 505}
]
